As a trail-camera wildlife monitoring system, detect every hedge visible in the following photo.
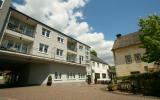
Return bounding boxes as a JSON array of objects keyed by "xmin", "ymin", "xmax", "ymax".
[{"xmin": 117, "ymin": 71, "xmax": 160, "ymax": 96}]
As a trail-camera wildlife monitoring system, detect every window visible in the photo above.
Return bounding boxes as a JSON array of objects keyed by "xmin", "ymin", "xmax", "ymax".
[
  {"xmin": 86, "ymin": 56, "xmax": 89, "ymax": 60},
  {"xmin": 56, "ymin": 49, "xmax": 63, "ymax": 56},
  {"xmin": 102, "ymin": 73, "xmax": 106, "ymax": 79},
  {"xmin": 85, "ymin": 46, "xmax": 89, "ymax": 51},
  {"xmin": 95, "ymin": 73, "xmax": 100, "ymax": 79},
  {"xmin": 97, "ymin": 63, "xmax": 99, "ymax": 67},
  {"xmin": 21, "ymin": 44, "xmax": 28, "ymax": 54},
  {"xmin": 0, "ymin": 0, "xmax": 5, "ymax": 9},
  {"xmin": 92, "ymin": 62, "xmax": 95, "ymax": 67},
  {"xmin": 67, "ymin": 72, "xmax": 75, "ymax": 79},
  {"xmin": 78, "ymin": 73, "xmax": 85, "ymax": 79},
  {"xmin": 86, "ymin": 51, "xmax": 89, "ymax": 55},
  {"xmin": 39, "ymin": 43, "xmax": 49, "ymax": 53},
  {"xmin": 7, "ymin": 40, "xmax": 14, "ymax": 48},
  {"xmin": 125, "ymin": 55, "xmax": 132, "ymax": 64},
  {"xmin": 26, "ymin": 26, "xmax": 34, "ymax": 37},
  {"xmin": 6, "ymin": 40, "xmax": 28, "ymax": 54},
  {"xmin": 79, "ymin": 45, "xmax": 83, "ymax": 50},
  {"xmin": 134, "ymin": 53, "xmax": 141, "ymax": 63},
  {"xmin": 54, "ymin": 72, "xmax": 62, "ymax": 80},
  {"xmin": 130, "ymin": 71, "xmax": 140, "ymax": 75},
  {"xmin": 7, "ymin": 17, "xmax": 34, "ymax": 37},
  {"xmin": 42, "ymin": 28, "xmax": 50, "ymax": 38},
  {"xmin": 19, "ymin": 23, "xmax": 26, "ymax": 34},
  {"xmin": 15, "ymin": 42, "xmax": 21, "ymax": 51},
  {"xmin": 57, "ymin": 36, "xmax": 64, "ymax": 43}
]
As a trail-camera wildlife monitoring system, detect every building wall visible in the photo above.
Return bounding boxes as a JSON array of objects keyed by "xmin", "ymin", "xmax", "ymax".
[
  {"xmin": 114, "ymin": 44, "xmax": 154, "ymax": 77},
  {"xmin": 31, "ymin": 24, "xmax": 67, "ymax": 61},
  {"xmin": 0, "ymin": 0, "xmax": 11, "ymax": 40},
  {"xmin": 28, "ymin": 62, "xmax": 86, "ymax": 85},
  {"xmin": 0, "ymin": 7, "xmax": 91, "ymax": 85},
  {"xmin": 90, "ymin": 61, "xmax": 110, "ymax": 83}
]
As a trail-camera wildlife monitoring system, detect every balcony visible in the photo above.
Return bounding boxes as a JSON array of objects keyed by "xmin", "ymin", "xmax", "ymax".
[
  {"xmin": 0, "ymin": 39, "xmax": 31, "ymax": 54},
  {"xmin": 67, "ymin": 38, "xmax": 77, "ymax": 54},
  {"xmin": 6, "ymin": 17, "xmax": 35, "ymax": 39},
  {"xmin": 67, "ymin": 53, "xmax": 77, "ymax": 63}
]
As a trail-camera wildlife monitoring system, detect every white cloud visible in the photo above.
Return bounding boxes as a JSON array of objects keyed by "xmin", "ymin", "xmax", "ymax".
[{"xmin": 13, "ymin": 0, "xmax": 114, "ymax": 65}]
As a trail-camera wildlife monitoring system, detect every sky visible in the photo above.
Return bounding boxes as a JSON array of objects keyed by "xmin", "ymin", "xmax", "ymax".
[{"xmin": 12, "ymin": 0, "xmax": 160, "ymax": 65}]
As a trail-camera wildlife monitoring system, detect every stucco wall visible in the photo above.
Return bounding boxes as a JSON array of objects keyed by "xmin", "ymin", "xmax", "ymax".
[
  {"xmin": 0, "ymin": 0, "xmax": 11, "ymax": 38},
  {"xmin": 28, "ymin": 62, "xmax": 86, "ymax": 85},
  {"xmin": 114, "ymin": 44, "xmax": 154, "ymax": 77},
  {"xmin": 90, "ymin": 61, "xmax": 110, "ymax": 82}
]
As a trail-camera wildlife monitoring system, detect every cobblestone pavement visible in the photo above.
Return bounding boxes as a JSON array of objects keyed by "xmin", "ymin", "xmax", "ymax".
[{"xmin": 0, "ymin": 85, "xmax": 159, "ymax": 100}]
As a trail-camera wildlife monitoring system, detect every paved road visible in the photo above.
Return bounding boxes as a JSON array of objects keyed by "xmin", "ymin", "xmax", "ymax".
[{"xmin": 0, "ymin": 85, "xmax": 159, "ymax": 100}]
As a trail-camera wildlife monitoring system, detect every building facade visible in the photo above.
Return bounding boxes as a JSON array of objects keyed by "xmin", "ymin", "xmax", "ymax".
[
  {"xmin": 112, "ymin": 32, "xmax": 155, "ymax": 77},
  {"xmin": 89, "ymin": 54, "xmax": 110, "ymax": 84},
  {"xmin": 0, "ymin": 0, "xmax": 90, "ymax": 86}
]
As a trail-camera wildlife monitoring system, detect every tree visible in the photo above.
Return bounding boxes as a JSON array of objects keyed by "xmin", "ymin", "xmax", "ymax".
[
  {"xmin": 90, "ymin": 50, "xmax": 97, "ymax": 56},
  {"xmin": 139, "ymin": 15, "xmax": 160, "ymax": 64}
]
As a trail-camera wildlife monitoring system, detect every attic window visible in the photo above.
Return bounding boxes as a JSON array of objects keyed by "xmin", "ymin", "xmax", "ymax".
[{"xmin": 0, "ymin": 0, "xmax": 5, "ymax": 9}]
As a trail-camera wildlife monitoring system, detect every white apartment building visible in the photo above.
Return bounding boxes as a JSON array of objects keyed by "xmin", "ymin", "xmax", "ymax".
[
  {"xmin": 0, "ymin": 0, "xmax": 90, "ymax": 86},
  {"xmin": 89, "ymin": 54, "xmax": 110, "ymax": 84}
]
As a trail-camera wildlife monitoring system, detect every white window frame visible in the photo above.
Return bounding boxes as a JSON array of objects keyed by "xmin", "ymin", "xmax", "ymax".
[
  {"xmin": 67, "ymin": 72, "xmax": 75, "ymax": 80},
  {"xmin": 57, "ymin": 36, "xmax": 64, "ymax": 43},
  {"xmin": 6, "ymin": 40, "xmax": 28, "ymax": 54},
  {"xmin": 97, "ymin": 62, "xmax": 99, "ymax": 67},
  {"xmin": 0, "ymin": 0, "xmax": 5, "ymax": 9},
  {"xmin": 56, "ymin": 49, "xmax": 63, "ymax": 56},
  {"xmin": 92, "ymin": 62, "xmax": 95, "ymax": 67},
  {"xmin": 42, "ymin": 28, "xmax": 50, "ymax": 38},
  {"xmin": 78, "ymin": 73, "xmax": 85, "ymax": 79},
  {"xmin": 54, "ymin": 72, "xmax": 62, "ymax": 80},
  {"xmin": 79, "ymin": 45, "xmax": 83, "ymax": 50},
  {"xmin": 39, "ymin": 43, "xmax": 49, "ymax": 54}
]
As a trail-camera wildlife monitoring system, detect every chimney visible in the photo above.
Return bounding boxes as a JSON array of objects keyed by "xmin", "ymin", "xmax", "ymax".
[{"xmin": 116, "ymin": 34, "xmax": 122, "ymax": 38}]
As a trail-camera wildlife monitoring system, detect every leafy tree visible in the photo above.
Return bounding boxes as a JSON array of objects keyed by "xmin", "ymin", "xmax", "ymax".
[
  {"xmin": 91, "ymin": 50, "xmax": 97, "ymax": 56},
  {"xmin": 139, "ymin": 15, "xmax": 160, "ymax": 64}
]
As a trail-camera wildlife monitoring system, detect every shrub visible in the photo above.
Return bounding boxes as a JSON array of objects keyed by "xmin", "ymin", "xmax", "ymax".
[
  {"xmin": 107, "ymin": 84, "xmax": 117, "ymax": 91},
  {"xmin": 47, "ymin": 75, "xmax": 52, "ymax": 86}
]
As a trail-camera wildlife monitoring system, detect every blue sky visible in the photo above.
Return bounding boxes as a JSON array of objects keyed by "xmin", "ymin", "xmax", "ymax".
[
  {"xmin": 83, "ymin": 0, "xmax": 160, "ymax": 40},
  {"xmin": 12, "ymin": 0, "xmax": 160, "ymax": 65}
]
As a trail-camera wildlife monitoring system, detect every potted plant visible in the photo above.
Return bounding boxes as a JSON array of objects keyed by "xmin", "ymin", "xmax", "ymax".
[{"xmin": 47, "ymin": 75, "xmax": 52, "ymax": 86}]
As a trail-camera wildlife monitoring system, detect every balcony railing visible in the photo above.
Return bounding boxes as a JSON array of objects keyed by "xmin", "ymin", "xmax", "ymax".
[
  {"xmin": 67, "ymin": 45, "xmax": 77, "ymax": 52},
  {"xmin": 7, "ymin": 17, "xmax": 35, "ymax": 38},
  {"xmin": 67, "ymin": 55, "xmax": 77, "ymax": 63},
  {"xmin": 0, "ymin": 41, "xmax": 29, "ymax": 54}
]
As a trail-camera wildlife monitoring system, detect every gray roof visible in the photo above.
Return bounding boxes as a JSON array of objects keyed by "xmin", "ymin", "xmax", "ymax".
[
  {"xmin": 91, "ymin": 54, "xmax": 108, "ymax": 65},
  {"xmin": 112, "ymin": 32, "xmax": 143, "ymax": 50}
]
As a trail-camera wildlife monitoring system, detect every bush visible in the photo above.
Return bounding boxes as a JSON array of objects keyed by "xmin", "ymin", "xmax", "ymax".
[
  {"xmin": 107, "ymin": 84, "xmax": 117, "ymax": 91},
  {"xmin": 47, "ymin": 75, "xmax": 52, "ymax": 86},
  {"xmin": 117, "ymin": 71, "xmax": 160, "ymax": 96}
]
